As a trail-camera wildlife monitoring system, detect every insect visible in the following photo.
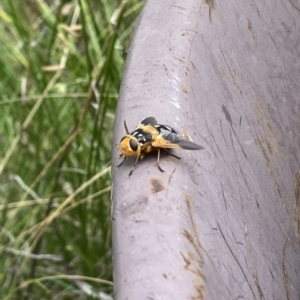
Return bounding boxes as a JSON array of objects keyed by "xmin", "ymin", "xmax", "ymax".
[{"xmin": 117, "ymin": 117, "xmax": 204, "ymax": 176}]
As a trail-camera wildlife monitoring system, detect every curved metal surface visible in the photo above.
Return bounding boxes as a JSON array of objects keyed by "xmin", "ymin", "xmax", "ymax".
[{"xmin": 112, "ymin": 0, "xmax": 300, "ymax": 299}]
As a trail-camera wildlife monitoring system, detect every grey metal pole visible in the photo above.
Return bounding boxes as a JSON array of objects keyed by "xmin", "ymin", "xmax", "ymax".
[{"xmin": 112, "ymin": 0, "xmax": 300, "ymax": 299}]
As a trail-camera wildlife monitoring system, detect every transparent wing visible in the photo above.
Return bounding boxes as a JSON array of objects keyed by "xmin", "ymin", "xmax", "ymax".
[
  {"xmin": 151, "ymin": 136, "xmax": 180, "ymax": 149},
  {"xmin": 173, "ymin": 139, "xmax": 204, "ymax": 150},
  {"xmin": 156, "ymin": 130, "xmax": 204, "ymax": 150},
  {"xmin": 154, "ymin": 124, "xmax": 177, "ymax": 134},
  {"xmin": 141, "ymin": 117, "xmax": 157, "ymax": 126}
]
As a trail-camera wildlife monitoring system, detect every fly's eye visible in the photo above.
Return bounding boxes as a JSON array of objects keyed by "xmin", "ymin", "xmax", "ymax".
[{"xmin": 129, "ymin": 139, "xmax": 138, "ymax": 151}]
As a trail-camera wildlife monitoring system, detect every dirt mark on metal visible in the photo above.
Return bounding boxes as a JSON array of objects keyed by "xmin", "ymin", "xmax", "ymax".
[
  {"xmin": 181, "ymin": 194, "xmax": 206, "ymax": 299},
  {"xmin": 244, "ymin": 227, "xmax": 264, "ymax": 299},
  {"xmin": 282, "ymin": 239, "xmax": 291, "ymax": 300},
  {"xmin": 253, "ymin": 94, "xmax": 283, "ymax": 159},
  {"xmin": 248, "ymin": 20, "xmax": 257, "ymax": 45},
  {"xmin": 202, "ymin": 0, "xmax": 216, "ymax": 22},
  {"xmin": 149, "ymin": 176, "xmax": 165, "ymax": 194},
  {"xmin": 253, "ymin": 94, "xmax": 288, "ymax": 211},
  {"xmin": 218, "ymin": 223, "xmax": 257, "ymax": 300},
  {"xmin": 293, "ymin": 170, "xmax": 300, "ymax": 238},
  {"xmin": 119, "ymin": 196, "xmax": 148, "ymax": 217},
  {"xmin": 222, "ymin": 105, "xmax": 247, "ymax": 158}
]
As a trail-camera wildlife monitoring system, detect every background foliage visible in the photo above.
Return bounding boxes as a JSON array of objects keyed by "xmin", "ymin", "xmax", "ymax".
[{"xmin": 0, "ymin": 0, "xmax": 142, "ymax": 299}]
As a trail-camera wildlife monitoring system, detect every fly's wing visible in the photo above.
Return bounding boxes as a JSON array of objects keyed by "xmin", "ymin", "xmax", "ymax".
[
  {"xmin": 131, "ymin": 117, "xmax": 161, "ymax": 146},
  {"xmin": 150, "ymin": 125, "xmax": 179, "ymax": 148},
  {"xmin": 154, "ymin": 124, "xmax": 178, "ymax": 134},
  {"xmin": 141, "ymin": 117, "xmax": 157, "ymax": 126},
  {"xmin": 153, "ymin": 128, "xmax": 204, "ymax": 150},
  {"xmin": 173, "ymin": 139, "xmax": 204, "ymax": 150},
  {"xmin": 151, "ymin": 135, "xmax": 181, "ymax": 149}
]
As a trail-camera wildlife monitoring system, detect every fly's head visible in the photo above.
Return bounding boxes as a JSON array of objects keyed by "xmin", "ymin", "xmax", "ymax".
[{"xmin": 118, "ymin": 135, "xmax": 141, "ymax": 157}]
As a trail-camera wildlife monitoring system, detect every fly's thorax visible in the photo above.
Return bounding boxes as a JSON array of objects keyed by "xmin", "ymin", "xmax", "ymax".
[
  {"xmin": 119, "ymin": 135, "xmax": 141, "ymax": 157},
  {"xmin": 138, "ymin": 124, "xmax": 159, "ymax": 139},
  {"xmin": 140, "ymin": 142, "xmax": 158, "ymax": 155}
]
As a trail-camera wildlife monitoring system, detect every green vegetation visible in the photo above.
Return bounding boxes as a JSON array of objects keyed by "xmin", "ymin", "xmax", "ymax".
[{"xmin": 0, "ymin": 0, "xmax": 142, "ymax": 299}]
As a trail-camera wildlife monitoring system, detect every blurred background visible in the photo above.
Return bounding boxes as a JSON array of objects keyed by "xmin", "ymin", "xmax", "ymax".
[{"xmin": 0, "ymin": 0, "xmax": 143, "ymax": 299}]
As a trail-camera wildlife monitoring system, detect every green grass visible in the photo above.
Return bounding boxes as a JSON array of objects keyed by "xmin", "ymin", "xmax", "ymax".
[{"xmin": 0, "ymin": 0, "xmax": 143, "ymax": 299}]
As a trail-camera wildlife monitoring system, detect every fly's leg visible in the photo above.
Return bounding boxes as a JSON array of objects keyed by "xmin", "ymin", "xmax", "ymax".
[
  {"xmin": 164, "ymin": 149, "xmax": 181, "ymax": 160},
  {"xmin": 128, "ymin": 155, "xmax": 140, "ymax": 177},
  {"xmin": 156, "ymin": 148, "xmax": 165, "ymax": 173},
  {"xmin": 123, "ymin": 120, "xmax": 129, "ymax": 134},
  {"xmin": 116, "ymin": 156, "xmax": 126, "ymax": 168}
]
